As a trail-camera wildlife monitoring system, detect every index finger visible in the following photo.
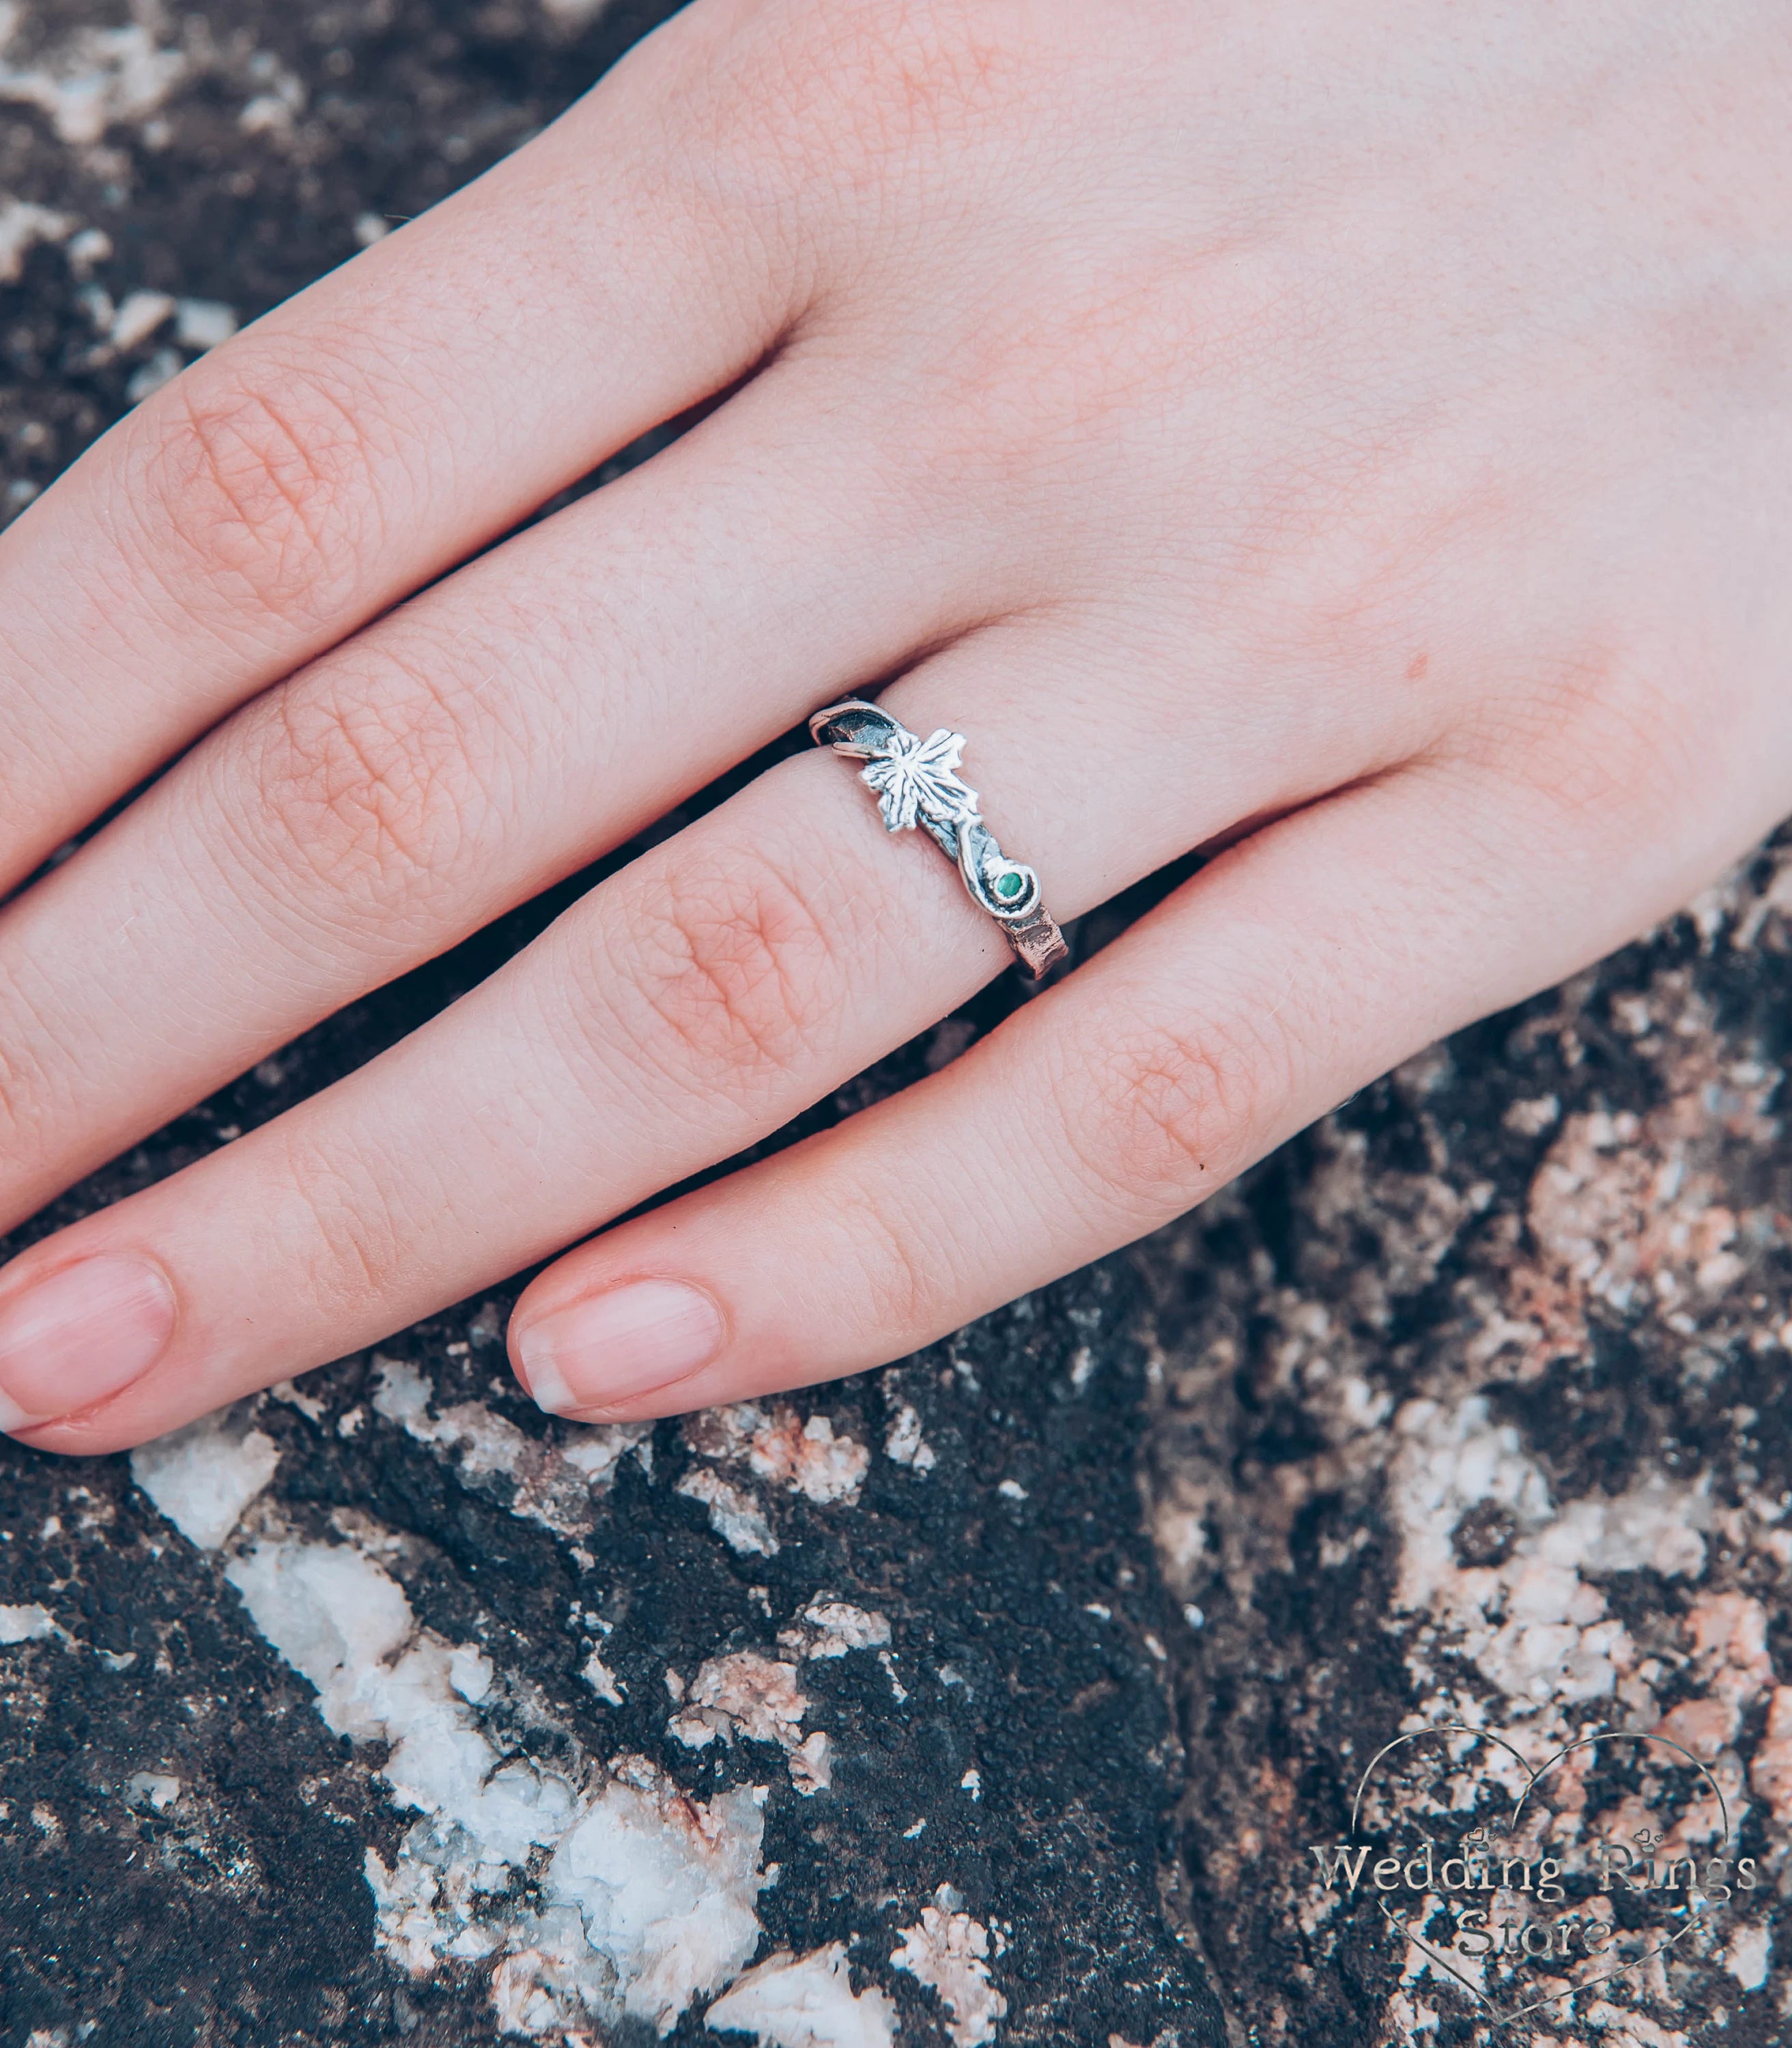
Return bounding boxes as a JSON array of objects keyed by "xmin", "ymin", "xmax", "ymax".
[{"xmin": 0, "ymin": 2, "xmax": 801, "ymax": 893}]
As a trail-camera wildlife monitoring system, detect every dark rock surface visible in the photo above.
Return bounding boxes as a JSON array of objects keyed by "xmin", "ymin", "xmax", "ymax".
[
  {"xmin": 1146, "ymin": 851, "xmax": 1792, "ymax": 2046},
  {"xmin": 0, "ymin": 1259, "xmax": 1214, "ymax": 2047},
  {"xmin": 2, "ymin": 6, "xmax": 1789, "ymax": 2048}
]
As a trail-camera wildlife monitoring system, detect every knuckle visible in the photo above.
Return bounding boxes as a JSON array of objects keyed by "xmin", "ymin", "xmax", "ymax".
[
  {"xmin": 1552, "ymin": 663, "xmax": 1694, "ymax": 829},
  {"xmin": 0, "ymin": 970, "xmax": 82, "ymax": 1180},
  {"xmin": 608, "ymin": 844, "xmax": 844, "ymax": 1102},
  {"xmin": 272, "ymin": 1126, "xmax": 410, "ymax": 1312},
  {"xmin": 821, "ymin": 1179, "xmax": 933, "ymax": 1335},
  {"xmin": 700, "ymin": 1, "xmax": 1012, "ymax": 217},
  {"xmin": 126, "ymin": 354, "xmax": 381, "ymax": 634},
  {"xmin": 892, "ymin": 260, "xmax": 1213, "ymax": 518},
  {"xmin": 1458, "ymin": 640, "xmax": 1694, "ymax": 839},
  {"xmin": 782, "ymin": 0, "xmax": 993, "ymax": 143},
  {"xmin": 1066, "ymin": 1001, "xmax": 1279, "ymax": 1220},
  {"xmin": 231, "ymin": 652, "xmax": 487, "ymax": 924},
  {"xmin": 0, "ymin": 1029, "xmax": 46, "ymax": 1171}
]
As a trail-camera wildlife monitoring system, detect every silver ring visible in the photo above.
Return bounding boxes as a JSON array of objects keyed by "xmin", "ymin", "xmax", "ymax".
[{"xmin": 809, "ymin": 698, "xmax": 1069, "ymax": 977}]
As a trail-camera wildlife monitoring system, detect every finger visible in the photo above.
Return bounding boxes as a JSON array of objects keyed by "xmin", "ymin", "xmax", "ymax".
[
  {"xmin": 0, "ymin": 615, "xmax": 1412, "ymax": 1452},
  {"xmin": 0, "ymin": 5, "xmax": 803, "ymax": 894},
  {"xmin": 0, "ymin": 367, "xmax": 1008, "ymax": 1228},
  {"xmin": 496, "ymin": 762, "xmax": 1698, "ymax": 1420}
]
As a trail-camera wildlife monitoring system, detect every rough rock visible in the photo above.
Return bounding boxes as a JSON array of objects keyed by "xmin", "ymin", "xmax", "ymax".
[{"xmin": 1146, "ymin": 843, "xmax": 1792, "ymax": 2044}]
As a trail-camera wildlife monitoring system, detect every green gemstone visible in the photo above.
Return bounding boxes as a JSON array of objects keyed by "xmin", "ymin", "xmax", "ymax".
[{"xmin": 995, "ymin": 870, "xmax": 1025, "ymax": 901}]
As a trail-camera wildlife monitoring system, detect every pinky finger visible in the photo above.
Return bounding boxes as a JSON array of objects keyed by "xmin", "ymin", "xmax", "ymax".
[{"xmin": 505, "ymin": 765, "xmax": 1634, "ymax": 1420}]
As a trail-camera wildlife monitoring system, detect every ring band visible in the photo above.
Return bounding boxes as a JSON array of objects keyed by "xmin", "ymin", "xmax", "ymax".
[{"xmin": 809, "ymin": 698, "xmax": 1069, "ymax": 977}]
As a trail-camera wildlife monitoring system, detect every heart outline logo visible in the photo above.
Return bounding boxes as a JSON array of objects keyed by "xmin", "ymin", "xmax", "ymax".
[{"xmin": 1340, "ymin": 1722, "xmax": 1735, "ymax": 2032}]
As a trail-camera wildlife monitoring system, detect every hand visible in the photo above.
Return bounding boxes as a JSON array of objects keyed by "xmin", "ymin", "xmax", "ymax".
[{"xmin": 2, "ymin": 0, "xmax": 1788, "ymax": 1454}]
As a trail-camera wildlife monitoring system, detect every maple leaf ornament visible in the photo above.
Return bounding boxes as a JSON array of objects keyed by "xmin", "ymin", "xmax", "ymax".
[{"xmin": 859, "ymin": 726, "xmax": 979, "ymax": 833}]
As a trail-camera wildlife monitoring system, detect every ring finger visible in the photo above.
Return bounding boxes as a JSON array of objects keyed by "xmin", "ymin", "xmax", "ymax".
[{"xmin": 0, "ymin": 614, "xmax": 1419, "ymax": 1450}]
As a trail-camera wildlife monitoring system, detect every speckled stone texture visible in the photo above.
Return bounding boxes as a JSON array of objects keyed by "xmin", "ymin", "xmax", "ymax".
[
  {"xmin": 2, "ymin": 5, "xmax": 1789, "ymax": 2048},
  {"xmin": 1146, "ymin": 845, "xmax": 1792, "ymax": 2046}
]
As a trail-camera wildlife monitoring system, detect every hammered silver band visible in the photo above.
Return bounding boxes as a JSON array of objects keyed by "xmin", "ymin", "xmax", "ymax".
[{"xmin": 809, "ymin": 698, "xmax": 1069, "ymax": 977}]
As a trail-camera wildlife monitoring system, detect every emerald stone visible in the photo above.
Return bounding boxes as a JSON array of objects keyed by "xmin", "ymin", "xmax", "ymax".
[{"xmin": 995, "ymin": 870, "xmax": 1025, "ymax": 901}]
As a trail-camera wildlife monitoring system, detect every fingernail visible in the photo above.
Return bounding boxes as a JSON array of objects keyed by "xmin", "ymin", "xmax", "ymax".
[
  {"xmin": 517, "ymin": 1280, "xmax": 726, "ymax": 1415},
  {"xmin": 0, "ymin": 1254, "xmax": 177, "ymax": 1432}
]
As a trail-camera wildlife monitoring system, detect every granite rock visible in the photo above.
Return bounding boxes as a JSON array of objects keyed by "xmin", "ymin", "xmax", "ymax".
[{"xmin": 1146, "ymin": 844, "xmax": 1792, "ymax": 2045}]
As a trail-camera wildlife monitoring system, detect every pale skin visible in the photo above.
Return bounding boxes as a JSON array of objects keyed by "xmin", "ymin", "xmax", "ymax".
[{"xmin": 1, "ymin": 0, "xmax": 1789, "ymax": 1455}]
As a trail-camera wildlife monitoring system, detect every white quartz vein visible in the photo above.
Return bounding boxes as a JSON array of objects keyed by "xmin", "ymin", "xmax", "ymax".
[
  {"xmin": 227, "ymin": 1532, "xmax": 771, "ymax": 2036},
  {"xmin": 892, "ymin": 1887, "xmax": 1007, "ymax": 2047},
  {"xmin": 705, "ymin": 1942, "xmax": 898, "ymax": 2047},
  {"xmin": 130, "ymin": 1412, "xmax": 281, "ymax": 1551}
]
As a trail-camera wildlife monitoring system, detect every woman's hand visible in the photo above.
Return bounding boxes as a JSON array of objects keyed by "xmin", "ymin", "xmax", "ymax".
[{"xmin": 1, "ymin": 0, "xmax": 1788, "ymax": 1453}]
